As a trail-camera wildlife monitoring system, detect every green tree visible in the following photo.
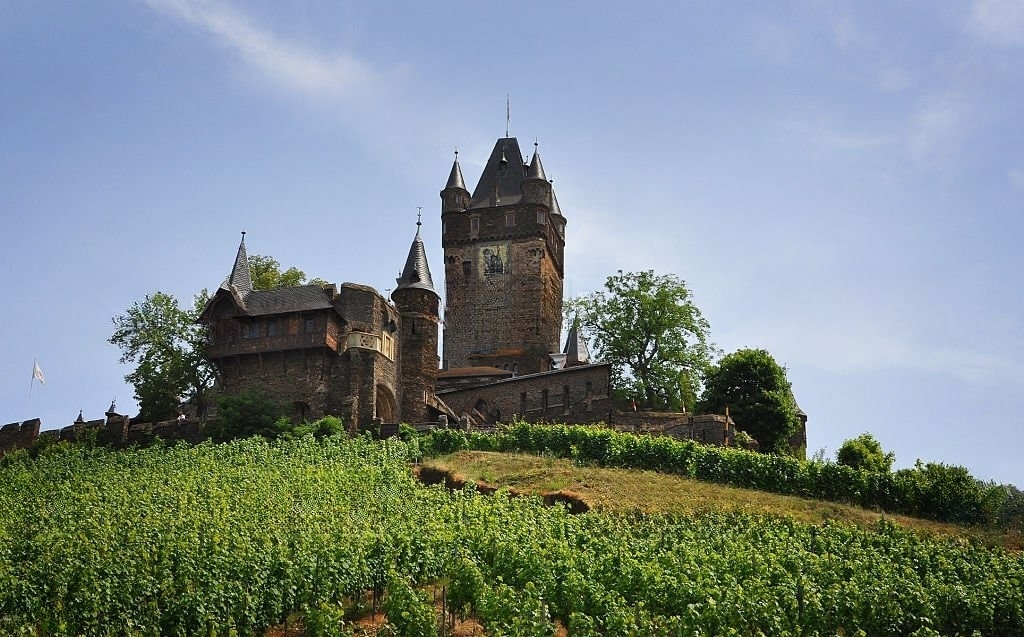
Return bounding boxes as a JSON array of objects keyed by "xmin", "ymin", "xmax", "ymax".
[
  {"xmin": 697, "ymin": 348, "xmax": 800, "ymax": 454},
  {"xmin": 109, "ymin": 291, "xmax": 213, "ymax": 422},
  {"xmin": 567, "ymin": 270, "xmax": 716, "ymax": 412},
  {"xmin": 248, "ymin": 254, "xmax": 327, "ymax": 290},
  {"xmin": 836, "ymin": 433, "xmax": 895, "ymax": 472}
]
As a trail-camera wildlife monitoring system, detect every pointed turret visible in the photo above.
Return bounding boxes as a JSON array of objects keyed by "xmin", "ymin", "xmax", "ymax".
[
  {"xmin": 521, "ymin": 142, "xmax": 553, "ymax": 207},
  {"xmin": 445, "ymin": 154, "xmax": 467, "ymax": 191},
  {"xmin": 441, "ymin": 151, "xmax": 470, "ymax": 213},
  {"xmin": 394, "ymin": 217, "xmax": 438, "ymax": 297},
  {"xmin": 223, "ymin": 232, "xmax": 253, "ymax": 296},
  {"xmin": 392, "ymin": 217, "xmax": 440, "ymax": 425},
  {"xmin": 526, "ymin": 145, "xmax": 547, "ymax": 181},
  {"xmin": 562, "ymin": 318, "xmax": 591, "ymax": 366}
]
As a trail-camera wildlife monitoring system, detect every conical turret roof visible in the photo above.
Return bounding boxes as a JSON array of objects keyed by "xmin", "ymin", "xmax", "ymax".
[
  {"xmin": 562, "ymin": 318, "xmax": 591, "ymax": 366},
  {"xmin": 223, "ymin": 233, "xmax": 252, "ymax": 296},
  {"xmin": 444, "ymin": 153, "xmax": 468, "ymax": 191},
  {"xmin": 394, "ymin": 221, "xmax": 438, "ymax": 297},
  {"xmin": 526, "ymin": 146, "xmax": 547, "ymax": 181}
]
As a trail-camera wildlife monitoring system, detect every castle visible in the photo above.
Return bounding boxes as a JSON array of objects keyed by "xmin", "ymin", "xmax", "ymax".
[
  {"xmin": 1, "ymin": 135, "xmax": 744, "ymax": 453},
  {"xmin": 200, "ymin": 136, "xmax": 615, "ymax": 430}
]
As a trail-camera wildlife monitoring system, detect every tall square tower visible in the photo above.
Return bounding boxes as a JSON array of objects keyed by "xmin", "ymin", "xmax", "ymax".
[{"xmin": 440, "ymin": 138, "xmax": 566, "ymax": 374}]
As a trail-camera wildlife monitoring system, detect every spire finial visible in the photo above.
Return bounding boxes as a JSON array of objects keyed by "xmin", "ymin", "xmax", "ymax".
[
  {"xmin": 505, "ymin": 93, "xmax": 510, "ymax": 138},
  {"xmin": 416, "ymin": 207, "xmax": 422, "ymax": 226}
]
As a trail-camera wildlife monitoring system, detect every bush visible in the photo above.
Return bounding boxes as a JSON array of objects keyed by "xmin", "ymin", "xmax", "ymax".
[
  {"xmin": 206, "ymin": 391, "xmax": 286, "ymax": 442},
  {"xmin": 837, "ymin": 433, "xmax": 894, "ymax": 473}
]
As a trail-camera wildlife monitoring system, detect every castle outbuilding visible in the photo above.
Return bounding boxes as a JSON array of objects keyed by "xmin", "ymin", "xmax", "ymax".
[{"xmin": 199, "ymin": 224, "xmax": 449, "ymax": 428}]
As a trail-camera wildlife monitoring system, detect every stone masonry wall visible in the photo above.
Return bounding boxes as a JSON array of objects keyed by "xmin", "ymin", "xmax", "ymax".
[
  {"xmin": 0, "ymin": 419, "xmax": 41, "ymax": 452},
  {"xmin": 438, "ymin": 363, "xmax": 613, "ymax": 426}
]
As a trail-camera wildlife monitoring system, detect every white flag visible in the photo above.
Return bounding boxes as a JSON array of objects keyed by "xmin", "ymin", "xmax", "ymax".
[{"xmin": 32, "ymin": 360, "xmax": 45, "ymax": 385}]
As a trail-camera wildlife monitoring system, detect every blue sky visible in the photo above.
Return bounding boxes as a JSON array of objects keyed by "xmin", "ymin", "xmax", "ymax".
[{"xmin": 2, "ymin": 1, "xmax": 1022, "ymax": 484}]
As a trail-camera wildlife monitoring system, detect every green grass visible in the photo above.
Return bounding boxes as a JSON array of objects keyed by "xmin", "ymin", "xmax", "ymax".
[{"xmin": 423, "ymin": 450, "xmax": 1024, "ymax": 550}]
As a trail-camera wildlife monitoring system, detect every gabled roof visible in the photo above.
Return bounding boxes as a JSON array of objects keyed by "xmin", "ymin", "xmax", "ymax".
[
  {"xmin": 394, "ymin": 221, "xmax": 438, "ymax": 297},
  {"xmin": 469, "ymin": 137, "xmax": 528, "ymax": 209}
]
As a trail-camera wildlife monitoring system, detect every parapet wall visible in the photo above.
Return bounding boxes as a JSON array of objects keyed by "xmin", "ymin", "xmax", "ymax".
[
  {"xmin": 2, "ymin": 414, "xmax": 205, "ymax": 455},
  {"xmin": 608, "ymin": 411, "xmax": 735, "ymax": 446},
  {"xmin": 0, "ymin": 419, "xmax": 41, "ymax": 452}
]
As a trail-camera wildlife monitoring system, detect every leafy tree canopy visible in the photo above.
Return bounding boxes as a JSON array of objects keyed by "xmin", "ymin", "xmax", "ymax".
[
  {"xmin": 248, "ymin": 254, "xmax": 327, "ymax": 290},
  {"xmin": 566, "ymin": 270, "xmax": 716, "ymax": 412},
  {"xmin": 837, "ymin": 433, "xmax": 895, "ymax": 473},
  {"xmin": 697, "ymin": 348, "xmax": 800, "ymax": 455},
  {"xmin": 110, "ymin": 254, "xmax": 322, "ymax": 421},
  {"xmin": 108, "ymin": 291, "xmax": 213, "ymax": 422}
]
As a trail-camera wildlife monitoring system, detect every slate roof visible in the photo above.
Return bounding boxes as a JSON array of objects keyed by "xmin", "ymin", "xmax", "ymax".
[
  {"xmin": 394, "ymin": 222, "xmax": 438, "ymax": 296},
  {"xmin": 444, "ymin": 154, "xmax": 467, "ymax": 191},
  {"xmin": 562, "ymin": 319, "xmax": 591, "ymax": 365},
  {"xmin": 224, "ymin": 234, "xmax": 253, "ymax": 295},
  {"xmin": 240, "ymin": 285, "xmax": 334, "ymax": 316},
  {"xmin": 469, "ymin": 137, "xmax": 528, "ymax": 209},
  {"xmin": 526, "ymin": 146, "xmax": 547, "ymax": 181}
]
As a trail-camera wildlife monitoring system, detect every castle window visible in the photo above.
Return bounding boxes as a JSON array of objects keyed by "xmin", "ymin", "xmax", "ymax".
[
  {"xmin": 505, "ymin": 212, "xmax": 515, "ymax": 227},
  {"xmin": 537, "ymin": 211, "xmax": 546, "ymax": 225},
  {"xmin": 541, "ymin": 389, "xmax": 549, "ymax": 414},
  {"xmin": 462, "ymin": 260, "xmax": 472, "ymax": 276},
  {"xmin": 243, "ymin": 322, "xmax": 260, "ymax": 339},
  {"xmin": 470, "ymin": 216, "xmax": 480, "ymax": 235},
  {"xmin": 304, "ymin": 318, "xmax": 315, "ymax": 334},
  {"xmin": 267, "ymin": 321, "xmax": 277, "ymax": 337},
  {"xmin": 563, "ymin": 385, "xmax": 570, "ymax": 415},
  {"xmin": 380, "ymin": 332, "xmax": 395, "ymax": 360},
  {"xmin": 519, "ymin": 392, "xmax": 526, "ymax": 415}
]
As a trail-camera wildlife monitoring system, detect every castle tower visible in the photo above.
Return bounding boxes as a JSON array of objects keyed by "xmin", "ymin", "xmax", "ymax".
[
  {"xmin": 441, "ymin": 139, "xmax": 566, "ymax": 374},
  {"xmin": 391, "ymin": 218, "xmax": 440, "ymax": 424}
]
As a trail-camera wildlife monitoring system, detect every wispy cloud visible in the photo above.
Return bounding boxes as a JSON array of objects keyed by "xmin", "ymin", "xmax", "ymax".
[
  {"xmin": 906, "ymin": 93, "xmax": 972, "ymax": 168},
  {"xmin": 967, "ymin": 0, "xmax": 1024, "ymax": 47},
  {"xmin": 143, "ymin": 0, "xmax": 378, "ymax": 101}
]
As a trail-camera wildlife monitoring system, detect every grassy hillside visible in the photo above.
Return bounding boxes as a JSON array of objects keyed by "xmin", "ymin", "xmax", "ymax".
[
  {"xmin": 2, "ymin": 436, "xmax": 1022, "ymax": 636},
  {"xmin": 422, "ymin": 450, "xmax": 1023, "ymax": 550}
]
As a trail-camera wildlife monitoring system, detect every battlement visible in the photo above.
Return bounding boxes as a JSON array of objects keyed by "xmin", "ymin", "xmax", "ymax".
[{"xmin": 0, "ymin": 412, "xmax": 205, "ymax": 455}]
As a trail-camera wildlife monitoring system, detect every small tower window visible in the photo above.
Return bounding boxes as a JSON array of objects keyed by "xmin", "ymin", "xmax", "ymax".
[
  {"xmin": 537, "ymin": 211, "xmax": 546, "ymax": 225},
  {"xmin": 470, "ymin": 216, "xmax": 480, "ymax": 235},
  {"xmin": 462, "ymin": 260, "xmax": 472, "ymax": 276},
  {"xmin": 505, "ymin": 212, "xmax": 515, "ymax": 228},
  {"xmin": 304, "ymin": 318, "xmax": 316, "ymax": 334}
]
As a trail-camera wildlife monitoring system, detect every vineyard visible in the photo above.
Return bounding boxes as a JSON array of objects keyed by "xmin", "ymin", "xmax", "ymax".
[{"xmin": 1, "ymin": 434, "xmax": 1023, "ymax": 636}]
